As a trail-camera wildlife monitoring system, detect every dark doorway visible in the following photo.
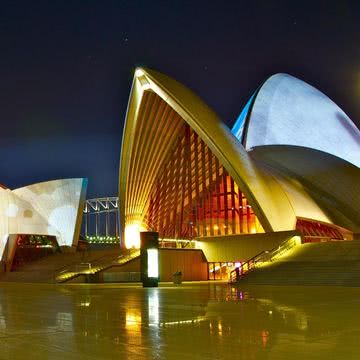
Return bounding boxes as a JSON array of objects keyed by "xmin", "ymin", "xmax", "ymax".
[{"xmin": 11, "ymin": 235, "xmax": 60, "ymax": 271}]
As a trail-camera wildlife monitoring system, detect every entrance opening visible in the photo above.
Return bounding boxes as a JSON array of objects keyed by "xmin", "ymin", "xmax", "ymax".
[
  {"xmin": 296, "ymin": 219, "xmax": 352, "ymax": 243},
  {"xmin": 11, "ymin": 235, "xmax": 60, "ymax": 271},
  {"xmin": 208, "ymin": 262, "xmax": 240, "ymax": 280}
]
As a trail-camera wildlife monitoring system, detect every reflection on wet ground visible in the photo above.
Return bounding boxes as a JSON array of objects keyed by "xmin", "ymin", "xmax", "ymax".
[{"xmin": 0, "ymin": 282, "xmax": 359, "ymax": 359}]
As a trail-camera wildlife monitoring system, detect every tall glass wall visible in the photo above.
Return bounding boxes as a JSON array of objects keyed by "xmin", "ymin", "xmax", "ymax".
[{"xmin": 145, "ymin": 123, "xmax": 263, "ymax": 239}]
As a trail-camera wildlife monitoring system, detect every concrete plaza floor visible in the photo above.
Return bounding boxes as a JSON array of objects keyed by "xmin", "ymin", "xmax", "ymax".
[{"xmin": 0, "ymin": 281, "xmax": 359, "ymax": 359}]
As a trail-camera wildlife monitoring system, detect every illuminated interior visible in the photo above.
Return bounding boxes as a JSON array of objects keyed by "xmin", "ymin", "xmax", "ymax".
[
  {"xmin": 208, "ymin": 262, "xmax": 239, "ymax": 280},
  {"xmin": 296, "ymin": 219, "xmax": 344, "ymax": 242},
  {"xmin": 11, "ymin": 234, "xmax": 59, "ymax": 271},
  {"xmin": 145, "ymin": 123, "xmax": 263, "ymax": 239}
]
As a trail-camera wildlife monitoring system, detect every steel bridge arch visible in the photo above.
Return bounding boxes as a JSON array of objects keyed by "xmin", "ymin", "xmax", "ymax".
[{"xmin": 83, "ymin": 197, "xmax": 120, "ymax": 243}]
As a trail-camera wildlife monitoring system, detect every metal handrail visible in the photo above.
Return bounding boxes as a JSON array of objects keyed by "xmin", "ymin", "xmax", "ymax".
[
  {"xmin": 54, "ymin": 253, "xmax": 108, "ymax": 277},
  {"xmin": 228, "ymin": 250, "xmax": 268, "ymax": 283},
  {"xmin": 54, "ymin": 249, "xmax": 141, "ymax": 282},
  {"xmin": 302, "ymin": 235, "xmax": 345, "ymax": 243},
  {"xmin": 229, "ymin": 236, "xmax": 299, "ymax": 283}
]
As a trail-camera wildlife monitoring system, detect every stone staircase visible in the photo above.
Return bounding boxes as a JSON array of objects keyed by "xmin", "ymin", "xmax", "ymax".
[
  {"xmin": 236, "ymin": 240, "xmax": 360, "ymax": 286},
  {"xmin": 0, "ymin": 271, "xmax": 56, "ymax": 283},
  {"xmin": 0, "ymin": 245, "xmax": 128, "ymax": 283},
  {"xmin": 55, "ymin": 249, "xmax": 140, "ymax": 283}
]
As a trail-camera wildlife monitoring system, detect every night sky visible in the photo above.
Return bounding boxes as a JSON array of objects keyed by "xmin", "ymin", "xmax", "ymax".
[{"xmin": 1, "ymin": 0, "xmax": 359, "ymax": 198}]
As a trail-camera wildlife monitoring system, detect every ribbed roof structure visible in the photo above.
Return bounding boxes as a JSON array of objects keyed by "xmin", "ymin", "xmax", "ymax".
[{"xmin": 119, "ymin": 68, "xmax": 360, "ymax": 247}]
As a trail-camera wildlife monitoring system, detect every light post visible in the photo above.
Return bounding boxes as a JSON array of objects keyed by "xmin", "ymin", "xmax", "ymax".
[{"xmin": 140, "ymin": 232, "xmax": 159, "ymax": 287}]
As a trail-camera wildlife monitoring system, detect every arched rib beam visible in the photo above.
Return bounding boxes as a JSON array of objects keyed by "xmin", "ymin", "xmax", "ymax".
[{"xmin": 119, "ymin": 68, "xmax": 297, "ymax": 244}]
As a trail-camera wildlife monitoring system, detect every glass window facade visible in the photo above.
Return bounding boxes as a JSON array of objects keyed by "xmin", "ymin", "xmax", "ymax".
[
  {"xmin": 145, "ymin": 123, "xmax": 263, "ymax": 240},
  {"xmin": 296, "ymin": 219, "xmax": 344, "ymax": 242},
  {"xmin": 208, "ymin": 262, "xmax": 238, "ymax": 280}
]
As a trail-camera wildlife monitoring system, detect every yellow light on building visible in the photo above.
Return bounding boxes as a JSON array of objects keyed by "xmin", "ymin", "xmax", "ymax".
[
  {"xmin": 125, "ymin": 223, "xmax": 145, "ymax": 249},
  {"xmin": 135, "ymin": 68, "xmax": 144, "ymax": 77},
  {"xmin": 142, "ymin": 83, "xmax": 151, "ymax": 90}
]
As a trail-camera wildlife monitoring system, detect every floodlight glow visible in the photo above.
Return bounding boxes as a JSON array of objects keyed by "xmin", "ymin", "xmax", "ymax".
[
  {"xmin": 125, "ymin": 223, "xmax": 145, "ymax": 249},
  {"xmin": 135, "ymin": 68, "xmax": 144, "ymax": 77},
  {"xmin": 292, "ymin": 235, "xmax": 302, "ymax": 245},
  {"xmin": 147, "ymin": 248, "xmax": 159, "ymax": 278}
]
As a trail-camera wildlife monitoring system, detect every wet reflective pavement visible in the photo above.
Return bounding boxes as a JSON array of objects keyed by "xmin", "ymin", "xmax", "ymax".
[{"xmin": 0, "ymin": 282, "xmax": 359, "ymax": 359}]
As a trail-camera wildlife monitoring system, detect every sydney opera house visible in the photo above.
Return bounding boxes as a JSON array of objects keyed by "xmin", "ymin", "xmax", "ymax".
[
  {"xmin": 0, "ymin": 67, "xmax": 359, "ymax": 283},
  {"xmin": 0, "ymin": 179, "xmax": 87, "ymax": 272},
  {"xmin": 119, "ymin": 67, "xmax": 360, "ymax": 281}
]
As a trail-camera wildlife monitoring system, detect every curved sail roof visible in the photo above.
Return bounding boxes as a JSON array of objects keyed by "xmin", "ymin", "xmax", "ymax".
[
  {"xmin": 119, "ymin": 68, "xmax": 299, "ymax": 242},
  {"xmin": 0, "ymin": 178, "xmax": 87, "ymax": 261},
  {"xmin": 250, "ymin": 145, "xmax": 360, "ymax": 233},
  {"xmin": 232, "ymin": 73, "xmax": 360, "ymax": 168},
  {"xmin": 119, "ymin": 68, "xmax": 360, "ymax": 246}
]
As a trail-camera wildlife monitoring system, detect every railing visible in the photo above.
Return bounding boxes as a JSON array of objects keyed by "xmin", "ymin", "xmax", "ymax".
[
  {"xmin": 229, "ymin": 251, "xmax": 266, "ymax": 283},
  {"xmin": 229, "ymin": 236, "xmax": 300, "ymax": 283},
  {"xmin": 269, "ymin": 236, "xmax": 299, "ymax": 260},
  {"xmin": 159, "ymin": 238, "xmax": 196, "ymax": 249},
  {"xmin": 302, "ymin": 236, "xmax": 345, "ymax": 244},
  {"xmin": 54, "ymin": 249, "xmax": 141, "ymax": 283}
]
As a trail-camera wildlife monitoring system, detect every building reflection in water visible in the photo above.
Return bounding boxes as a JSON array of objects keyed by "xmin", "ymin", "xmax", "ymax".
[
  {"xmin": 0, "ymin": 284, "xmax": 359, "ymax": 359},
  {"xmin": 124, "ymin": 293, "xmax": 143, "ymax": 350},
  {"xmin": 125, "ymin": 309, "xmax": 142, "ymax": 331},
  {"xmin": 56, "ymin": 312, "xmax": 73, "ymax": 332},
  {"xmin": 0, "ymin": 304, "xmax": 6, "ymax": 331},
  {"xmin": 148, "ymin": 289, "xmax": 159, "ymax": 326}
]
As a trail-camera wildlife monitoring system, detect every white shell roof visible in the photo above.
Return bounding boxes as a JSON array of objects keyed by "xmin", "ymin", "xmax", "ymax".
[
  {"xmin": 120, "ymin": 68, "xmax": 360, "ymax": 239},
  {"xmin": 232, "ymin": 73, "xmax": 360, "ymax": 168}
]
